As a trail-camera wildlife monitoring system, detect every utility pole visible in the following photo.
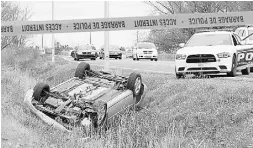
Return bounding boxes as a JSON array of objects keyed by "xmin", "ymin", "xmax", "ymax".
[
  {"xmin": 90, "ymin": 32, "xmax": 91, "ymax": 44},
  {"xmin": 104, "ymin": 1, "xmax": 110, "ymax": 72},
  {"xmin": 52, "ymin": 1, "xmax": 55, "ymax": 62},
  {"xmin": 137, "ymin": 31, "xmax": 139, "ymax": 43}
]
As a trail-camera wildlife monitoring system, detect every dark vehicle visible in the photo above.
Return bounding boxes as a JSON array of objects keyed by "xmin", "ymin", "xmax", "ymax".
[
  {"xmin": 99, "ymin": 45, "xmax": 122, "ymax": 59},
  {"xmin": 24, "ymin": 62, "xmax": 147, "ymax": 135},
  {"xmin": 71, "ymin": 45, "xmax": 98, "ymax": 61}
]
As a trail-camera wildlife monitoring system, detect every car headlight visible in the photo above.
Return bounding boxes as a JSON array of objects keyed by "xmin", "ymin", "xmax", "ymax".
[
  {"xmin": 176, "ymin": 54, "xmax": 187, "ymax": 60},
  {"xmin": 217, "ymin": 52, "xmax": 231, "ymax": 58}
]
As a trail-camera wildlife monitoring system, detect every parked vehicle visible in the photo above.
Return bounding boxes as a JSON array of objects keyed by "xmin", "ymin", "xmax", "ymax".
[
  {"xmin": 71, "ymin": 45, "xmax": 98, "ymax": 61},
  {"xmin": 99, "ymin": 45, "xmax": 122, "ymax": 59},
  {"xmin": 235, "ymin": 25, "xmax": 253, "ymax": 45},
  {"xmin": 175, "ymin": 31, "xmax": 253, "ymax": 78},
  {"xmin": 24, "ymin": 62, "xmax": 147, "ymax": 135},
  {"xmin": 133, "ymin": 42, "xmax": 158, "ymax": 61},
  {"xmin": 235, "ymin": 25, "xmax": 253, "ymax": 72}
]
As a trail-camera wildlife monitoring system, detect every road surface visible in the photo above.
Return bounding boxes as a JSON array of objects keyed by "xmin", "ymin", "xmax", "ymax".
[{"xmin": 60, "ymin": 55, "xmax": 253, "ymax": 80}]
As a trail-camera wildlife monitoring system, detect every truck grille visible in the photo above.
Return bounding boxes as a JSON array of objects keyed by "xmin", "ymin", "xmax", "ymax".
[
  {"xmin": 186, "ymin": 54, "xmax": 216, "ymax": 63},
  {"xmin": 82, "ymin": 52, "xmax": 91, "ymax": 54},
  {"xmin": 143, "ymin": 51, "xmax": 153, "ymax": 54}
]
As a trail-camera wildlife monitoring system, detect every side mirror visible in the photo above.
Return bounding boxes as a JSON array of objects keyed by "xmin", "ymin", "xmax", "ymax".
[{"xmin": 179, "ymin": 43, "xmax": 185, "ymax": 48}]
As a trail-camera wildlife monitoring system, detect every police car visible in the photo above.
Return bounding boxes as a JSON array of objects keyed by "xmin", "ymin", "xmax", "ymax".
[{"xmin": 175, "ymin": 31, "xmax": 253, "ymax": 78}]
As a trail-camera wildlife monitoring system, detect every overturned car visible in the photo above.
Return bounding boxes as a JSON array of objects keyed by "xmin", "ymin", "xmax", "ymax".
[{"xmin": 24, "ymin": 62, "xmax": 147, "ymax": 134}]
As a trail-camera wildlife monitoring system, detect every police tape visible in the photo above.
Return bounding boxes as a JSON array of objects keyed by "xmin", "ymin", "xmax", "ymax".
[{"xmin": 2, "ymin": 11, "xmax": 253, "ymax": 36}]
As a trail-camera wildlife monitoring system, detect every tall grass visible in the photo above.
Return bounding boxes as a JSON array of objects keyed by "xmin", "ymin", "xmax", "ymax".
[{"xmin": 1, "ymin": 47, "xmax": 253, "ymax": 148}]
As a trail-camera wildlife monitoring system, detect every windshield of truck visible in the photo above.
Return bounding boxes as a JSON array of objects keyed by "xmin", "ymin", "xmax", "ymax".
[{"xmin": 137, "ymin": 43, "xmax": 156, "ymax": 49}]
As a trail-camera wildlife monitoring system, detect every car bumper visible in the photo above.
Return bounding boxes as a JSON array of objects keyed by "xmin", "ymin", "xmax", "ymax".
[
  {"xmin": 137, "ymin": 54, "xmax": 157, "ymax": 59},
  {"xmin": 175, "ymin": 57, "xmax": 233, "ymax": 74},
  {"xmin": 76, "ymin": 54, "xmax": 96, "ymax": 59},
  {"xmin": 109, "ymin": 54, "xmax": 122, "ymax": 58}
]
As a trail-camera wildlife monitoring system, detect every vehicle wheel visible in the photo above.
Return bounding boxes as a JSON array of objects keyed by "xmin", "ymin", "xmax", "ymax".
[
  {"xmin": 176, "ymin": 73, "xmax": 185, "ymax": 79},
  {"xmin": 99, "ymin": 57, "xmax": 102, "ymax": 59},
  {"xmin": 133, "ymin": 57, "xmax": 136, "ymax": 61},
  {"xmin": 175, "ymin": 67, "xmax": 185, "ymax": 79},
  {"xmin": 227, "ymin": 54, "xmax": 237, "ymax": 77},
  {"xmin": 119, "ymin": 57, "xmax": 122, "ymax": 60},
  {"xmin": 127, "ymin": 72, "xmax": 142, "ymax": 96},
  {"xmin": 150, "ymin": 59, "xmax": 153, "ymax": 61},
  {"xmin": 33, "ymin": 82, "xmax": 50, "ymax": 103},
  {"xmin": 74, "ymin": 62, "xmax": 90, "ymax": 79},
  {"xmin": 91, "ymin": 58, "xmax": 96, "ymax": 61},
  {"xmin": 250, "ymin": 67, "xmax": 253, "ymax": 72},
  {"xmin": 154, "ymin": 59, "xmax": 158, "ymax": 61},
  {"xmin": 241, "ymin": 67, "xmax": 250, "ymax": 75}
]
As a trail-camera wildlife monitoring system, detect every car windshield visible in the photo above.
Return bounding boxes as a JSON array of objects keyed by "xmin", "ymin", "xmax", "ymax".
[
  {"xmin": 109, "ymin": 45, "xmax": 120, "ymax": 51},
  {"xmin": 249, "ymin": 30, "xmax": 253, "ymax": 40},
  {"xmin": 78, "ymin": 45, "xmax": 94, "ymax": 51},
  {"xmin": 101, "ymin": 45, "xmax": 119, "ymax": 51},
  {"xmin": 185, "ymin": 34, "xmax": 232, "ymax": 47},
  {"xmin": 137, "ymin": 43, "xmax": 155, "ymax": 49}
]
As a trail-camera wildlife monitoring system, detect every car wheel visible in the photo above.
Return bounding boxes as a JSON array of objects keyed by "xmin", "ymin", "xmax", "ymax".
[
  {"xmin": 227, "ymin": 54, "xmax": 237, "ymax": 77},
  {"xmin": 251, "ymin": 67, "xmax": 253, "ymax": 72},
  {"xmin": 127, "ymin": 72, "xmax": 142, "ymax": 96},
  {"xmin": 150, "ymin": 59, "xmax": 153, "ymax": 61},
  {"xmin": 175, "ymin": 67, "xmax": 185, "ymax": 79},
  {"xmin": 74, "ymin": 62, "xmax": 90, "ymax": 79},
  {"xmin": 33, "ymin": 82, "xmax": 50, "ymax": 103},
  {"xmin": 241, "ymin": 67, "xmax": 250, "ymax": 75},
  {"xmin": 154, "ymin": 59, "xmax": 158, "ymax": 61},
  {"xmin": 176, "ymin": 73, "xmax": 185, "ymax": 79}
]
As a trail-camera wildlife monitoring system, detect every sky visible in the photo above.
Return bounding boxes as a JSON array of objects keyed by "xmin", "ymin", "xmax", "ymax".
[{"xmin": 18, "ymin": 1, "xmax": 154, "ymax": 48}]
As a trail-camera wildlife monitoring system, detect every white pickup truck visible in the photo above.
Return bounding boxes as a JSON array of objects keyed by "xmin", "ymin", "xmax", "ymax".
[{"xmin": 175, "ymin": 31, "xmax": 253, "ymax": 78}]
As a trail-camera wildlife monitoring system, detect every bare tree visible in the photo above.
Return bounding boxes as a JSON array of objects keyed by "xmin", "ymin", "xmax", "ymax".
[{"xmin": 1, "ymin": 1, "xmax": 33, "ymax": 50}]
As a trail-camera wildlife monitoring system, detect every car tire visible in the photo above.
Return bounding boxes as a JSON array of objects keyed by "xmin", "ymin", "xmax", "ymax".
[
  {"xmin": 250, "ymin": 67, "xmax": 253, "ymax": 72},
  {"xmin": 154, "ymin": 59, "xmax": 158, "ymax": 61},
  {"xmin": 74, "ymin": 62, "xmax": 90, "ymax": 79},
  {"xmin": 33, "ymin": 82, "xmax": 50, "ymax": 103},
  {"xmin": 176, "ymin": 73, "xmax": 185, "ymax": 79},
  {"xmin": 127, "ymin": 72, "xmax": 142, "ymax": 96},
  {"xmin": 241, "ymin": 67, "xmax": 250, "ymax": 75},
  {"xmin": 175, "ymin": 67, "xmax": 185, "ymax": 79},
  {"xmin": 150, "ymin": 59, "xmax": 153, "ymax": 61},
  {"xmin": 227, "ymin": 54, "xmax": 237, "ymax": 77}
]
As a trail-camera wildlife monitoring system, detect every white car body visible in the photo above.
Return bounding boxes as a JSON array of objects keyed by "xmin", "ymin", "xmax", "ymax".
[
  {"xmin": 175, "ymin": 31, "xmax": 253, "ymax": 76},
  {"xmin": 235, "ymin": 26, "xmax": 253, "ymax": 45},
  {"xmin": 133, "ymin": 42, "xmax": 158, "ymax": 61}
]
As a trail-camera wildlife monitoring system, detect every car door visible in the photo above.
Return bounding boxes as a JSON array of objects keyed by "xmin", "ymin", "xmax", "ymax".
[{"xmin": 106, "ymin": 90, "xmax": 134, "ymax": 120}]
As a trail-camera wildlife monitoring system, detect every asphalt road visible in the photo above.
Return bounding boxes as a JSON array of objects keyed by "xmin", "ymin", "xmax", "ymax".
[
  {"xmin": 60, "ymin": 55, "xmax": 253, "ymax": 80},
  {"xmin": 60, "ymin": 55, "xmax": 175, "ymax": 74}
]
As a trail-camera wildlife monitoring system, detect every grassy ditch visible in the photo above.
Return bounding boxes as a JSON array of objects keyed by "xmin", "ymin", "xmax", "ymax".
[{"xmin": 1, "ymin": 47, "xmax": 253, "ymax": 148}]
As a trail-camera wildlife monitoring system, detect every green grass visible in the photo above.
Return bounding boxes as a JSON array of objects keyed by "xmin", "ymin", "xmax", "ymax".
[{"xmin": 1, "ymin": 47, "xmax": 253, "ymax": 148}]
